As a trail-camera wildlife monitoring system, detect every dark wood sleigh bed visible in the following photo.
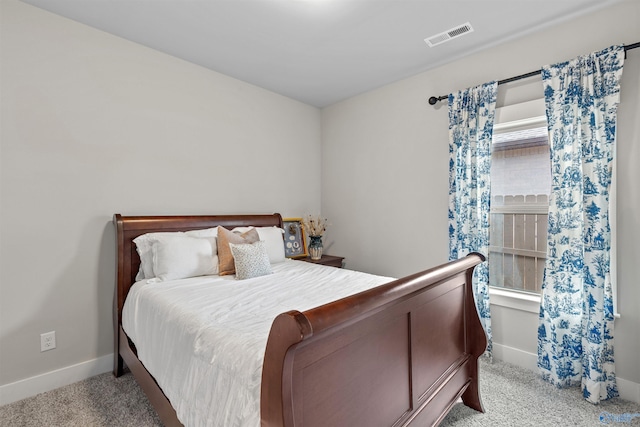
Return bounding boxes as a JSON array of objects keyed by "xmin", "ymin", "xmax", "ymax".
[{"xmin": 113, "ymin": 213, "xmax": 487, "ymax": 427}]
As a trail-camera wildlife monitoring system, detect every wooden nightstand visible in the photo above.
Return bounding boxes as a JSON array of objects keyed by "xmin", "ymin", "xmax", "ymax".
[{"xmin": 301, "ymin": 254, "xmax": 344, "ymax": 268}]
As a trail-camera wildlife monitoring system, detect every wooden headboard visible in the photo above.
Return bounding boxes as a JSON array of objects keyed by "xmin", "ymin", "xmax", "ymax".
[{"xmin": 112, "ymin": 213, "xmax": 283, "ymax": 354}]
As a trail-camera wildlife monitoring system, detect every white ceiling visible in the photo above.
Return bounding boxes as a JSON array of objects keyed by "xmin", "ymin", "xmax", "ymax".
[{"xmin": 21, "ymin": 0, "xmax": 621, "ymax": 107}]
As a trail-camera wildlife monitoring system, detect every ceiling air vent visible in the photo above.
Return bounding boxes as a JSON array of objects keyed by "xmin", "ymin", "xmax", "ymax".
[{"xmin": 425, "ymin": 22, "xmax": 474, "ymax": 47}]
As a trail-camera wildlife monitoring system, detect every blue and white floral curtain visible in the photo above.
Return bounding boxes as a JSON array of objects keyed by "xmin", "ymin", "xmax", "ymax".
[
  {"xmin": 448, "ymin": 81, "xmax": 498, "ymax": 355},
  {"xmin": 537, "ymin": 45, "xmax": 624, "ymax": 403}
]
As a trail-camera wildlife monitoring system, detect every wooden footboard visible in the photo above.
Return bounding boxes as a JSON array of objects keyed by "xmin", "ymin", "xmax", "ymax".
[
  {"xmin": 114, "ymin": 214, "xmax": 486, "ymax": 427},
  {"xmin": 261, "ymin": 253, "xmax": 486, "ymax": 427}
]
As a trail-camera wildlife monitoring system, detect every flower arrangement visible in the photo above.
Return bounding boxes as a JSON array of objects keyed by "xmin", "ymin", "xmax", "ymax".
[{"xmin": 301, "ymin": 214, "xmax": 328, "ymax": 237}]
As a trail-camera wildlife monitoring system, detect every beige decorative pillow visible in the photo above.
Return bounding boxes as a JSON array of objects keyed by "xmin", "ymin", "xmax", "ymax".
[
  {"xmin": 232, "ymin": 226, "xmax": 286, "ymax": 264},
  {"xmin": 217, "ymin": 226, "xmax": 260, "ymax": 275}
]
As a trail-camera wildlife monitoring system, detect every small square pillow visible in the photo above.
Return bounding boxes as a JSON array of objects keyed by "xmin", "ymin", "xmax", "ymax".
[
  {"xmin": 152, "ymin": 234, "xmax": 218, "ymax": 281},
  {"xmin": 217, "ymin": 226, "xmax": 260, "ymax": 276},
  {"xmin": 229, "ymin": 241, "xmax": 273, "ymax": 280}
]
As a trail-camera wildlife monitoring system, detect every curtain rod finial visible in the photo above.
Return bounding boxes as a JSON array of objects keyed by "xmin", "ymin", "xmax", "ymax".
[{"xmin": 428, "ymin": 96, "xmax": 439, "ymax": 105}]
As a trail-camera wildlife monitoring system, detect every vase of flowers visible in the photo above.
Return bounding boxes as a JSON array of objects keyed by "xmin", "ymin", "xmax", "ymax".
[
  {"xmin": 301, "ymin": 215, "xmax": 328, "ymax": 260},
  {"xmin": 308, "ymin": 235, "xmax": 323, "ymax": 260}
]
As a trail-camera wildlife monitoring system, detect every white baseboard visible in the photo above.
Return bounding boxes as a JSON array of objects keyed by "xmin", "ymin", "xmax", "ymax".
[
  {"xmin": 0, "ymin": 353, "xmax": 113, "ymax": 406},
  {"xmin": 492, "ymin": 342, "xmax": 538, "ymax": 372},
  {"xmin": 617, "ymin": 377, "xmax": 640, "ymax": 404},
  {"xmin": 492, "ymin": 343, "xmax": 640, "ymax": 404}
]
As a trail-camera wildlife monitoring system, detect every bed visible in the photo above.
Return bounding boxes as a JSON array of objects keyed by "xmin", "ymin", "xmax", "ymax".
[{"xmin": 113, "ymin": 213, "xmax": 487, "ymax": 427}]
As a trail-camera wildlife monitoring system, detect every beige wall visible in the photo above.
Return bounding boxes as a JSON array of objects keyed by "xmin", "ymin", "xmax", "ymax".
[
  {"xmin": 322, "ymin": 0, "xmax": 640, "ymax": 389},
  {"xmin": 0, "ymin": 0, "xmax": 321, "ymax": 388}
]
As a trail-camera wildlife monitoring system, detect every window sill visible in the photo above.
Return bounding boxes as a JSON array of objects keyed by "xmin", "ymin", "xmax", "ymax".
[
  {"xmin": 489, "ymin": 287, "xmax": 541, "ymax": 314},
  {"xmin": 489, "ymin": 288, "xmax": 621, "ymax": 319}
]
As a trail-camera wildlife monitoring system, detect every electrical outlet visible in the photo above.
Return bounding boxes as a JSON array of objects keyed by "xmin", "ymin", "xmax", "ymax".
[{"xmin": 40, "ymin": 331, "xmax": 56, "ymax": 352}]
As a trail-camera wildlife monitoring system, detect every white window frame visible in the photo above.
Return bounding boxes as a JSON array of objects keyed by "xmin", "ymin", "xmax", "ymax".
[
  {"xmin": 490, "ymin": 100, "xmax": 547, "ymax": 304},
  {"xmin": 490, "ymin": 99, "xmax": 619, "ymax": 318}
]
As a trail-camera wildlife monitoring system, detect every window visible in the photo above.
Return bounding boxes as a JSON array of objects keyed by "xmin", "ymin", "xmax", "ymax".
[
  {"xmin": 489, "ymin": 100, "xmax": 549, "ymax": 295},
  {"xmin": 488, "ymin": 99, "xmax": 618, "ymax": 317}
]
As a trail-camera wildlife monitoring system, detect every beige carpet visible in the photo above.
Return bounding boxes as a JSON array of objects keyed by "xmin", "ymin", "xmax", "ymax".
[
  {"xmin": 1, "ymin": 359, "xmax": 639, "ymax": 426},
  {"xmin": 441, "ymin": 360, "xmax": 640, "ymax": 427},
  {"xmin": 0, "ymin": 371, "xmax": 162, "ymax": 426}
]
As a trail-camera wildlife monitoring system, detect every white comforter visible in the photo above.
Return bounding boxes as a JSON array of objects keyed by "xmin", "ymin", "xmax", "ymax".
[{"xmin": 122, "ymin": 259, "xmax": 392, "ymax": 427}]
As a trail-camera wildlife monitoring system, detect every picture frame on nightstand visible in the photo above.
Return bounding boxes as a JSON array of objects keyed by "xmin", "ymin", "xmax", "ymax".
[{"xmin": 283, "ymin": 218, "xmax": 308, "ymax": 259}]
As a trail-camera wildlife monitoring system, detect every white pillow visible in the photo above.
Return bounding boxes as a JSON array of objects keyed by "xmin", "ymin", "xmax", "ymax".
[
  {"xmin": 185, "ymin": 228, "xmax": 217, "ymax": 257},
  {"xmin": 185, "ymin": 227, "xmax": 218, "ymax": 238},
  {"xmin": 232, "ymin": 226, "xmax": 285, "ymax": 264},
  {"xmin": 133, "ymin": 232, "xmax": 185, "ymax": 280},
  {"xmin": 133, "ymin": 229, "xmax": 219, "ymax": 280},
  {"xmin": 229, "ymin": 241, "xmax": 272, "ymax": 280},
  {"xmin": 152, "ymin": 234, "xmax": 219, "ymax": 281}
]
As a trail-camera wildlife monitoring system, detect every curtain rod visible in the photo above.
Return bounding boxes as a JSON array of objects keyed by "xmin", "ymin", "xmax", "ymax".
[{"xmin": 428, "ymin": 42, "xmax": 640, "ymax": 105}]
